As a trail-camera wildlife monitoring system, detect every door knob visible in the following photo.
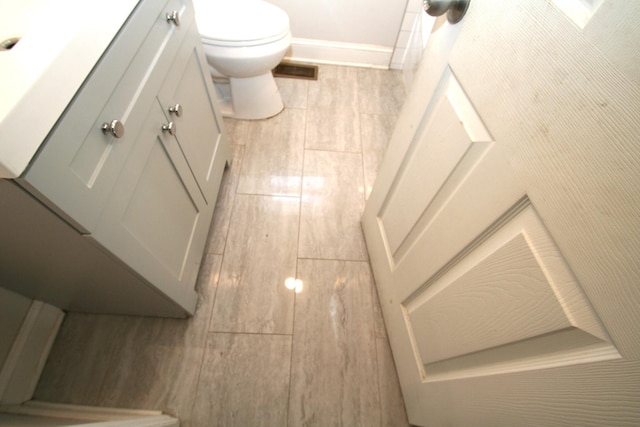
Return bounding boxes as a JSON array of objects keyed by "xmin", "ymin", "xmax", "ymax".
[
  {"xmin": 168, "ymin": 103, "xmax": 183, "ymax": 117},
  {"xmin": 162, "ymin": 122, "xmax": 176, "ymax": 136},
  {"xmin": 101, "ymin": 119, "xmax": 125, "ymax": 139},
  {"xmin": 423, "ymin": 0, "xmax": 470, "ymax": 24},
  {"xmin": 166, "ymin": 10, "xmax": 180, "ymax": 27}
]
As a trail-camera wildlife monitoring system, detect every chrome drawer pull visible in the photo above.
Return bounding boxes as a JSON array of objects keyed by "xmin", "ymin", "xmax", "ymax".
[
  {"xmin": 162, "ymin": 122, "xmax": 176, "ymax": 136},
  {"xmin": 168, "ymin": 103, "xmax": 183, "ymax": 117},
  {"xmin": 101, "ymin": 119, "xmax": 125, "ymax": 139},
  {"xmin": 166, "ymin": 10, "xmax": 180, "ymax": 27}
]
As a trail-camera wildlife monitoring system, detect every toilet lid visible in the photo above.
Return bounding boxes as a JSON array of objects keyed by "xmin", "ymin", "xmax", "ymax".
[{"xmin": 193, "ymin": 0, "xmax": 290, "ymax": 45}]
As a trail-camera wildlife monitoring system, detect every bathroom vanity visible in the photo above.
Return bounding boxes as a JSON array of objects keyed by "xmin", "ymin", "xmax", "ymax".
[{"xmin": 0, "ymin": 0, "xmax": 230, "ymax": 317}]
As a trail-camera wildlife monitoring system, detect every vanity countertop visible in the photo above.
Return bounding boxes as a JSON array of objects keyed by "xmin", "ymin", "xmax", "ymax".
[{"xmin": 0, "ymin": 0, "xmax": 140, "ymax": 178}]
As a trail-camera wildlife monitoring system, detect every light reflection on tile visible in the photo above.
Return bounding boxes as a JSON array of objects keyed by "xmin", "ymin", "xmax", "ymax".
[
  {"xmin": 299, "ymin": 150, "xmax": 367, "ymax": 261},
  {"xmin": 237, "ymin": 108, "xmax": 305, "ymax": 196},
  {"xmin": 288, "ymin": 259, "xmax": 381, "ymax": 426},
  {"xmin": 210, "ymin": 194, "xmax": 298, "ymax": 334}
]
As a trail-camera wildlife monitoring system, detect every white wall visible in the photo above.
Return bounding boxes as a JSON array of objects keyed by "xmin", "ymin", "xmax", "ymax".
[
  {"xmin": 269, "ymin": 0, "xmax": 407, "ymax": 68},
  {"xmin": 270, "ymin": 0, "xmax": 407, "ymax": 46}
]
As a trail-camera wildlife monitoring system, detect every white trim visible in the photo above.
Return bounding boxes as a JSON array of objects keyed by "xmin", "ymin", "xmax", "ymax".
[
  {"xmin": 1, "ymin": 401, "xmax": 178, "ymax": 427},
  {"xmin": 0, "ymin": 301, "xmax": 64, "ymax": 404},
  {"xmin": 284, "ymin": 38, "xmax": 392, "ymax": 69}
]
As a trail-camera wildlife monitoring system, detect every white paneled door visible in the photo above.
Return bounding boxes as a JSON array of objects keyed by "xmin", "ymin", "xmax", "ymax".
[{"xmin": 362, "ymin": 1, "xmax": 640, "ymax": 425}]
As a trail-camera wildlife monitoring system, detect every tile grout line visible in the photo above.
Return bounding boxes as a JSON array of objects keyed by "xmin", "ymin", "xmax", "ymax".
[
  {"xmin": 285, "ymin": 76, "xmax": 311, "ymax": 427},
  {"xmin": 297, "ymin": 256, "xmax": 370, "ymax": 263},
  {"xmin": 187, "ymin": 254, "xmax": 225, "ymax": 424},
  {"xmin": 206, "ymin": 143, "xmax": 245, "ymax": 334},
  {"xmin": 189, "ymin": 135, "xmax": 248, "ymax": 422},
  {"xmin": 233, "ymin": 191, "xmax": 301, "ymax": 199},
  {"xmin": 204, "ymin": 330, "xmax": 294, "ymax": 337},
  {"xmin": 189, "ymin": 138, "xmax": 249, "ymax": 420}
]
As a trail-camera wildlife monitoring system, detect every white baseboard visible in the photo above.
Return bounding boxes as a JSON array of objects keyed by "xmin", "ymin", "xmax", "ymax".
[
  {"xmin": 285, "ymin": 38, "xmax": 393, "ymax": 69},
  {"xmin": 0, "ymin": 401, "xmax": 179, "ymax": 426},
  {"xmin": 0, "ymin": 301, "xmax": 64, "ymax": 404}
]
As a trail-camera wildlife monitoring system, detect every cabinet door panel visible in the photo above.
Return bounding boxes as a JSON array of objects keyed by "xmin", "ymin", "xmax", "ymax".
[
  {"xmin": 92, "ymin": 100, "xmax": 210, "ymax": 314},
  {"xmin": 21, "ymin": 0, "xmax": 190, "ymax": 232},
  {"xmin": 157, "ymin": 23, "xmax": 229, "ymax": 203}
]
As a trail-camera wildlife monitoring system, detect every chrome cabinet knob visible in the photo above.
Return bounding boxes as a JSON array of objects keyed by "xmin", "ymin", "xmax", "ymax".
[
  {"xmin": 166, "ymin": 10, "xmax": 180, "ymax": 27},
  {"xmin": 168, "ymin": 103, "xmax": 183, "ymax": 117},
  {"xmin": 423, "ymin": 0, "xmax": 470, "ymax": 24},
  {"xmin": 101, "ymin": 119, "xmax": 125, "ymax": 139},
  {"xmin": 162, "ymin": 122, "xmax": 176, "ymax": 136}
]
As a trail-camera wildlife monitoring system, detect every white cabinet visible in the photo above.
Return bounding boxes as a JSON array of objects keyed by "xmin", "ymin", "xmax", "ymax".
[{"xmin": 0, "ymin": 0, "xmax": 230, "ymax": 317}]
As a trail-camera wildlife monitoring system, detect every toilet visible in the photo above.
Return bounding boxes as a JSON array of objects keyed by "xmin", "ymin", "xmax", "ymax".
[{"xmin": 192, "ymin": 0, "xmax": 292, "ymax": 120}]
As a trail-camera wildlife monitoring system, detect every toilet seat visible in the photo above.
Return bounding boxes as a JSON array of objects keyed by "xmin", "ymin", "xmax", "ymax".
[{"xmin": 193, "ymin": 0, "xmax": 290, "ymax": 47}]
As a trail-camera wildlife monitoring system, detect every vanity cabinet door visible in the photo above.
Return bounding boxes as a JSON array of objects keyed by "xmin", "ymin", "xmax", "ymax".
[
  {"xmin": 90, "ymin": 99, "xmax": 212, "ymax": 314},
  {"xmin": 20, "ymin": 0, "xmax": 191, "ymax": 232},
  {"xmin": 157, "ymin": 22, "xmax": 230, "ymax": 204}
]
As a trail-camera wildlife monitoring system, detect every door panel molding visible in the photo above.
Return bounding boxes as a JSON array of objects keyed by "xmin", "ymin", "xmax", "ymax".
[
  {"xmin": 401, "ymin": 198, "xmax": 619, "ymax": 382},
  {"xmin": 378, "ymin": 68, "xmax": 494, "ymax": 269}
]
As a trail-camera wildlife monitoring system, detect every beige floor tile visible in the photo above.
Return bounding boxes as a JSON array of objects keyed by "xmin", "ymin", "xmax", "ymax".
[
  {"xmin": 305, "ymin": 65, "xmax": 361, "ymax": 152},
  {"xmin": 237, "ymin": 108, "xmax": 305, "ymax": 196},
  {"xmin": 361, "ymin": 113, "xmax": 398, "ymax": 199},
  {"xmin": 222, "ymin": 118, "xmax": 250, "ymax": 146},
  {"xmin": 34, "ymin": 314, "xmax": 122, "ymax": 406},
  {"xmin": 210, "ymin": 194, "xmax": 299, "ymax": 334},
  {"xmin": 276, "ymin": 77, "xmax": 309, "ymax": 109},
  {"xmin": 377, "ymin": 337, "xmax": 410, "ymax": 427},
  {"xmin": 191, "ymin": 333, "xmax": 292, "ymax": 427},
  {"xmin": 305, "ymin": 105, "xmax": 361, "ymax": 152},
  {"xmin": 358, "ymin": 68, "xmax": 406, "ymax": 115},
  {"xmin": 368, "ymin": 263, "xmax": 388, "ymax": 340},
  {"xmin": 35, "ymin": 255, "xmax": 221, "ymax": 418},
  {"xmin": 308, "ymin": 65, "xmax": 358, "ymax": 108},
  {"xmin": 288, "ymin": 259, "xmax": 381, "ymax": 426},
  {"xmin": 95, "ymin": 255, "xmax": 222, "ymax": 423},
  {"xmin": 299, "ymin": 150, "xmax": 368, "ymax": 261},
  {"xmin": 206, "ymin": 144, "xmax": 245, "ymax": 255}
]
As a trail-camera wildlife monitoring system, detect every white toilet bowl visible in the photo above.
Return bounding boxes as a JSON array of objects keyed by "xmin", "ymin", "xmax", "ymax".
[{"xmin": 192, "ymin": 0, "xmax": 292, "ymax": 120}]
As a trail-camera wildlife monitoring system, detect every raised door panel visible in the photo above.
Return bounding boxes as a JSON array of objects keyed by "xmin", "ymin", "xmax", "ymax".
[
  {"xmin": 362, "ymin": 1, "xmax": 640, "ymax": 425},
  {"xmin": 402, "ymin": 201, "xmax": 618, "ymax": 383},
  {"xmin": 91, "ymin": 100, "xmax": 209, "ymax": 314}
]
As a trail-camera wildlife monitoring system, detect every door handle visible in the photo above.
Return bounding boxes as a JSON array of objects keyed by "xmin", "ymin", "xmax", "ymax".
[{"xmin": 423, "ymin": 0, "xmax": 470, "ymax": 24}]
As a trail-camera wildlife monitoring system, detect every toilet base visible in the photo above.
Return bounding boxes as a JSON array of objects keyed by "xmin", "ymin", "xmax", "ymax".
[{"xmin": 215, "ymin": 72, "xmax": 284, "ymax": 120}]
